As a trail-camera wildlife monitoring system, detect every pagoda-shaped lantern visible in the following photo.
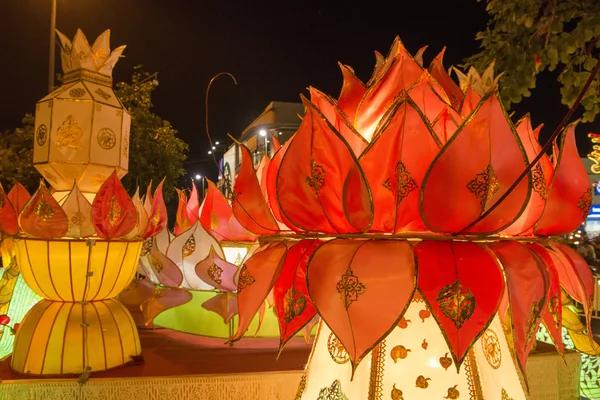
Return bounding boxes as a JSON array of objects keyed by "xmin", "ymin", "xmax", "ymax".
[{"xmin": 33, "ymin": 29, "xmax": 129, "ymax": 194}]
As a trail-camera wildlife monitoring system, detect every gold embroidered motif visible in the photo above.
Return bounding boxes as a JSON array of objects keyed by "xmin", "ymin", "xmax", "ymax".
[
  {"xmin": 306, "ymin": 158, "xmax": 326, "ymax": 194},
  {"xmin": 70, "ymin": 211, "xmax": 84, "ymax": 227},
  {"xmin": 368, "ymin": 341, "xmax": 385, "ymax": 400},
  {"xmin": 327, "ymin": 333, "xmax": 350, "ymax": 364},
  {"xmin": 210, "ymin": 213, "xmax": 219, "ymax": 230},
  {"xmin": 34, "ymin": 199, "xmax": 55, "ymax": 221},
  {"xmin": 95, "ymin": 48, "xmax": 106, "ymax": 60},
  {"xmin": 123, "ymin": 131, "xmax": 129, "ymax": 157},
  {"xmin": 397, "ymin": 317, "xmax": 411, "ymax": 329},
  {"xmin": 90, "ymin": 173, "xmax": 106, "ymax": 186},
  {"xmin": 390, "ymin": 384, "xmax": 404, "ymax": 400},
  {"xmin": 466, "ymin": 164, "xmax": 500, "ymax": 211},
  {"xmin": 444, "ymin": 385, "xmax": 460, "ymax": 399},
  {"xmin": 36, "ymin": 125, "xmax": 48, "ymax": 146},
  {"xmin": 501, "ymin": 388, "xmax": 514, "ymax": 400},
  {"xmin": 481, "ymin": 329, "xmax": 502, "ymax": 369},
  {"xmin": 149, "ymin": 254, "xmax": 163, "ymax": 273},
  {"xmin": 525, "ymin": 298, "xmax": 544, "ymax": 345},
  {"xmin": 106, "ymin": 196, "xmax": 122, "ymax": 226},
  {"xmin": 44, "ymin": 171, "xmax": 58, "ymax": 184},
  {"xmin": 336, "ymin": 266, "xmax": 366, "ymax": 309},
  {"xmin": 69, "ymin": 88, "xmax": 86, "ymax": 98},
  {"xmin": 207, "ymin": 263, "xmax": 223, "ymax": 285},
  {"xmin": 547, "ymin": 295, "xmax": 560, "ymax": 329},
  {"xmin": 181, "ymin": 236, "xmax": 196, "ymax": 258},
  {"xmin": 415, "ymin": 376, "xmax": 431, "ymax": 389},
  {"xmin": 56, "ymin": 115, "xmax": 83, "ymax": 150},
  {"xmin": 390, "ymin": 345, "xmax": 410, "ymax": 362},
  {"xmin": 141, "ymin": 238, "xmax": 153, "ymax": 256},
  {"xmin": 152, "ymin": 211, "xmax": 161, "ymax": 227},
  {"xmin": 233, "ymin": 252, "xmax": 244, "ymax": 266},
  {"xmin": 237, "ymin": 266, "xmax": 255, "ymax": 293},
  {"xmin": 282, "ymin": 286, "xmax": 307, "ymax": 323},
  {"xmin": 531, "ymin": 164, "xmax": 548, "ymax": 199},
  {"xmin": 152, "ymin": 287, "xmax": 166, "ymax": 299},
  {"xmin": 436, "ymin": 280, "xmax": 476, "ymax": 329},
  {"xmin": 317, "ymin": 380, "xmax": 349, "ymax": 400},
  {"xmin": 95, "ymin": 88, "xmax": 111, "ymax": 100},
  {"xmin": 116, "ymin": 109, "xmax": 123, "ymax": 117},
  {"xmin": 577, "ymin": 187, "xmax": 592, "ymax": 219},
  {"xmin": 382, "ymin": 161, "xmax": 418, "ymax": 203},
  {"xmin": 77, "ymin": 50, "xmax": 86, "ymax": 60},
  {"xmin": 422, "ymin": 339, "xmax": 428, "ymax": 349},
  {"xmin": 97, "ymin": 128, "xmax": 116, "ymax": 150},
  {"xmin": 440, "ymin": 353, "xmax": 453, "ymax": 370}
]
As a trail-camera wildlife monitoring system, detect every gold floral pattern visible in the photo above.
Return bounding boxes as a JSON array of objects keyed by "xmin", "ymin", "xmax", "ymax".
[
  {"xmin": 90, "ymin": 173, "xmax": 106, "ymax": 186},
  {"xmin": 501, "ymin": 388, "xmax": 514, "ymax": 400},
  {"xmin": 36, "ymin": 125, "xmax": 48, "ymax": 146},
  {"xmin": 577, "ymin": 187, "xmax": 592, "ymax": 219},
  {"xmin": 97, "ymin": 128, "xmax": 117, "ymax": 150},
  {"xmin": 531, "ymin": 164, "xmax": 548, "ymax": 199},
  {"xmin": 149, "ymin": 254, "xmax": 163, "ymax": 273},
  {"xmin": 306, "ymin": 159, "xmax": 326, "ymax": 194},
  {"xmin": 317, "ymin": 380, "xmax": 349, "ymax": 400},
  {"xmin": 336, "ymin": 266, "xmax": 366, "ymax": 309},
  {"xmin": 415, "ymin": 376, "xmax": 431, "ymax": 389},
  {"xmin": 436, "ymin": 280, "xmax": 476, "ymax": 329},
  {"xmin": 390, "ymin": 345, "xmax": 410, "ymax": 362},
  {"xmin": 34, "ymin": 199, "xmax": 55, "ymax": 221},
  {"xmin": 327, "ymin": 333, "xmax": 350, "ymax": 364},
  {"xmin": 181, "ymin": 236, "xmax": 196, "ymax": 258},
  {"xmin": 481, "ymin": 329, "xmax": 502, "ymax": 369},
  {"xmin": 207, "ymin": 263, "xmax": 223, "ymax": 285},
  {"xmin": 466, "ymin": 164, "xmax": 500, "ymax": 211},
  {"xmin": 95, "ymin": 88, "xmax": 111, "ymax": 100},
  {"xmin": 282, "ymin": 287, "xmax": 307, "ymax": 323},
  {"xmin": 210, "ymin": 213, "xmax": 219, "ymax": 230},
  {"xmin": 382, "ymin": 161, "xmax": 418, "ymax": 203},
  {"xmin": 70, "ymin": 211, "xmax": 84, "ymax": 227},
  {"xmin": 390, "ymin": 384, "xmax": 404, "ymax": 400},
  {"xmin": 237, "ymin": 266, "xmax": 255, "ymax": 293},
  {"xmin": 547, "ymin": 295, "xmax": 560, "ymax": 329},
  {"xmin": 141, "ymin": 238, "xmax": 153, "ymax": 256},
  {"xmin": 439, "ymin": 353, "xmax": 453, "ymax": 370},
  {"xmin": 525, "ymin": 298, "xmax": 544, "ymax": 345},
  {"xmin": 444, "ymin": 385, "xmax": 460, "ymax": 399},
  {"xmin": 56, "ymin": 115, "xmax": 83, "ymax": 150},
  {"xmin": 106, "ymin": 196, "xmax": 122, "ymax": 226},
  {"xmin": 69, "ymin": 88, "xmax": 86, "ymax": 98}
]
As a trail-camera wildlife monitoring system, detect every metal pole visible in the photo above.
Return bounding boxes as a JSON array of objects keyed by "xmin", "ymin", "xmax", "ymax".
[{"xmin": 49, "ymin": 0, "xmax": 57, "ymax": 93}]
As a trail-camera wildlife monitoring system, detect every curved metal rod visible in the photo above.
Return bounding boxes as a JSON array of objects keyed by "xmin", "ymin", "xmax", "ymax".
[{"xmin": 205, "ymin": 72, "xmax": 238, "ymax": 173}]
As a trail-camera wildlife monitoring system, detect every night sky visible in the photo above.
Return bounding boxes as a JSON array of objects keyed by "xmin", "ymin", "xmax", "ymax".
[{"xmin": 1, "ymin": 0, "xmax": 598, "ymax": 181}]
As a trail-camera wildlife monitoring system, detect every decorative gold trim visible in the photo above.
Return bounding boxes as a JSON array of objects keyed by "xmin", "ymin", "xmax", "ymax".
[
  {"xmin": 367, "ymin": 340, "xmax": 385, "ymax": 400},
  {"xmin": 465, "ymin": 350, "xmax": 483, "ymax": 400},
  {"xmin": 62, "ymin": 69, "xmax": 113, "ymax": 86}
]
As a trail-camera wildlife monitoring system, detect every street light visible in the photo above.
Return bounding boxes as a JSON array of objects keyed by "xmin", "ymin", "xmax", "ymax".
[
  {"xmin": 195, "ymin": 174, "xmax": 201, "ymax": 180},
  {"xmin": 258, "ymin": 129, "xmax": 269, "ymax": 156},
  {"xmin": 49, "ymin": 0, "xmax": 57, "ymax": 92},
  {"xmin": 194, "ymin": 174, "xmax": 206, "ymax": 199}
]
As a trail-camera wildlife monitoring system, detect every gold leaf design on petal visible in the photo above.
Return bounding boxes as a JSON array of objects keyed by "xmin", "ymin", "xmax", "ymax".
[
  {"xmin": 415, "ymin": 376, "xmax": 431, "ymax": 389},
  {"xmin": 382, "ymin": 161, "xmax": 418, "ymax": 204},
  {"xmin": 391, "ymin": 384, "xmax": 404, "ymax": 400},
  {"xmin": 34, "ymin": 199, "xmax": 55, "ymax": 221},
  {"xmin": 70, "ymin": 211, "xmax": 84, "ymax": 227},
  {"xmin": 141, "ymin": 238, "xmax": 153, "ymax": 256},
  {"xmin": 305, "ymin": 159, "xmax": 326, "ymax": 195},
  {"xmin": 531, "ymin": 164, "xmax": 548, "ymax": 199},
  {"xmin": 525, "ymin": 298, "xmax": 544, "ymax": 345},
  {"xmin": 207, "ymin": 263, "xmax": 223, "ymax": 285},
  {"xmin": 577, "ymin": 187, "xmax": 592, "ymax": 219},
  {"xmin": 336, "ymin": 266, "xmax": 366, "ymax": 309},
  {"xmin": 149, "ymin": 254, "xmax": 163, "ymax": 273},
  {"xmin": 106, "ymin": 196, "xmax": 122, "ymax": 226},
  {"xmin": 181, "ymin": 236, "xmax": 196, "ymax": 258},
  {"xmin": 436, "ymin": 280, "xmax": 476, "ymax": 329},
  {"xmin": 390, "ymin": 345, "xmax": 411, "ymax": 362},
  {"xmin": 466, "ymin": 164, "xmax": 500, "ymax": 211},
  {"xmin": 481, "ymin": 329, "xmax": 502, "ymax": 369},
  {"xmin": 237, "ymin": 266, "xmax": 255, "ymax": 293},
  {"xmin": 444, "ymin": 385, "xmax": 460, "ymax": 399},
  {"xmin": 283, "ymin": 286, "xmax": 307, "ymax": 323}
]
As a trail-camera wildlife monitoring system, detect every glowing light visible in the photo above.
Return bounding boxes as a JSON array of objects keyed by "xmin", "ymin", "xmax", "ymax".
[
  {"xmin": 259, "ymin": 129, "xmax": 267, "ymax": 137},
  {"xmin": 208, "ymin": 150, "xmax": 212, "ymax": 154},
  {"xmin": 215, "ymin": 141, "xmax": 220, "ymax": 145},
  {"xmin": 195, "ymin": 174, "xmax": 201, "ymax": 180}
]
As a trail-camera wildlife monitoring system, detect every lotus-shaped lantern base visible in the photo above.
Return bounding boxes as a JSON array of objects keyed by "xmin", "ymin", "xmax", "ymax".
[
  {"xmin": 297, "ymin": 301, "xmax": 526, "ymax": 399},
  {"xmin": 16, "ymin": 238, "xmax": 143, "ymax": 302},
  {"xmin": 11, "ymin": 298, "xmax": 141, "ymax": 375}
]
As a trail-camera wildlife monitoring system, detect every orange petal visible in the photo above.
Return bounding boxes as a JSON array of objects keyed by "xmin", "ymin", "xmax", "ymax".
[
  {"xmin": 91, "ymin": 171, "xmax": 137, "ymax": 239},
  {"xmin": 459, "ymin": 85, "xmax": 482, "ymax": 117},
  {"xmin": 273, "ymin": 240, "xmax": 321, "ymax": 350},
  {"xmin": 256, "ymin": 155, "xmax": 270, "ymax": 201},
  {"xmin": 416, "ymin": 241, "xmax": 503, "ymax": 368},
  {"xmin": 141, "ymin": 287, "xmax": 192, "ymax": 326},
  {"xmin": 488, "ymin": 241, "xmax": 548, "ymax": 375},
  {"xmin": 429, "ymin": 47, "xmax": 463, "ymax": 110},
  {"xmin": 124, "ymin": 188, "xmax": 149, "ymax": 239},
  {"xmin": 231, "ymin": 241, "xmax": 288, "ymax": 342},
  {"xmin": 7, "ymin": 182, "xmax": 31, "ymax": 214},
  {"xmin": 187, "ymin": 181, "xmax": 200, "ymax": 217},
  {"xmin": 19, "ymin": 182, "xmax": 69, "ymax": 239},
  {"xmin": 535, "ymin": 124, "xmax": 590, "ymax": 235},
  {"xmin": 367, "ymin": 50, "xmax": 385, "ymax": 87},
  {"xmin": 143, "ymin": 179, "xmax": 168, "ymax": 238},
  {"xmin": 502, "ymin": 115, "xmax": 553, "ymax": 235},
  {"xmin": 267, "ymin": 137, "xmax": 297, "ymax": 230},
  {"xmin": 360, "ymin": 100, "xmax": 440, "ymax": 232},
  {"xmin": 526, "ymin": 243, "xmax": 564, "ymax": 356},
  {"xmin": 62, "ymin": 182, "xmax": 95, "ymax": 238},
  {"xmin": 307, "ymin": 239, "xmax": 415, "ymax": 370},
  {"xmin": 271, "ymin": 135, "xmax": 282, "ymax": 152},
  {"xmin": 0, "ymin": 184, "xmax": 18, "ymax": 235},
  {"xmin": 337, "ymin": 63, "xmax": 367, "ymax": 123},
  {"xmin": 201, "ymin": 292, "xmax": 238, "ymax": 324},
  {"xmin": 310, "ymin": 87, "xmax": 368, "ymax": 156},
  {"xmin": 277, "ymin": 97, "xmax": 372, "ymax": 233},
  {"xmin": 174, "ymin": 189, "xmax": 192, "ymax": 235},
  {"xmin": 355, "ymin": 38, "xmax": 424, "ymax": 141},
  {"xmin": 195, "ymin": 247, "xmax": 239, "ymax": 292},
  {"xmin": 431, "ymin": 106, "xmax": 462, "ymax": 144},
  {"xmin": 232, "ymin": 143, "xmax": 280, "ymax": 235},
  {"xmin": 421, "ymin": 92, "xmax": 530, "ymax": 234},
  {"xmin": 408, "ymin": 72, "xmax": 452, "ymax": 124}
]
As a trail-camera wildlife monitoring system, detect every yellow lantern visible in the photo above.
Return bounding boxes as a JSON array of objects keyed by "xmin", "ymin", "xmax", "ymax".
[{"xmin": 33, "ymin": 29, "xmax": 129, "ymax": 193}]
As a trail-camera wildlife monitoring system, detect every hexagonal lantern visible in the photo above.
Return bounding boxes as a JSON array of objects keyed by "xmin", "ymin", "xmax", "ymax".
[{"xmin": 33, "ymin": 29, "xmax": 130, "ymax": 193}]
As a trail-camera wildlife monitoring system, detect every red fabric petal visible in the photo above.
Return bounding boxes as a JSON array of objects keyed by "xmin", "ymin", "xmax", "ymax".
[
  {"xmin": 431, "ymin": 106, "xmax": 462, "ymax": 144},
  {"xmin": 200, "ymin": 180, "xmax": 257, "ymax": 242},
  {"xmin": 143, "ymin": 179, "xmax": 168, "ymax": 238},
  {"xmin": 459, "ymin": 86, "xmax": 482, "ymax": 117},
  {"xmin": 356, "ymin": 38, "xmax": 424, "ymax": 142},
  {"xmin": 19, "ymin": 182, "xmax": 69, "ymax": 239},
  {"xmin": 337, "ymin": 63, "xmax": 367, "ymax": 123},
  {"xmin": 310, "ymin": 87, "xmax": 368, "ymax": 156},
  {"xmin": 367, "ymin": 50, "xmax": 386, "ymax": 87},
  {"xmin": 488, "ymin": 241, "xmax": 548, "ymax": 375},
  {"xmin": 0, "ymin": 184, "xmax": 18, "ymax": 235},
  {"xmin": 7, "ymin": 182, "xmax": 31, "ymax": 215},
  {"xmin": 267, "ymin": 136, "xmax": 296, "ymax": 230},
  {"xmin": 502, "ymin": 115, "xmax": 553, "ymax": 235},
  {"xmin": 276, "ymin": 97, "xmax": 372, "ymax": 233},
  {"xmin": 174, "ymin": 189, "xmax": 193, "ymax": 235},
  {"xmin": 429, "ymin": 48, "xmax": 463, "ymax": 110},
  {"xmin": 142, "ymin": 287, "xmax": 192, "ymax": 326},
  {"xmin": 231, "ymin": 241, "xmax": 288, "ymax": 341},
  {"xmin": 536, "ymin": 124, "xmax": 591, "ymax": 236},
  {"xmin": 232, "ymin": 144, "xmax": 280, "ymax": 235},
  {"xmin": 416, "ymin": 241, "xmax": 503, "ymax": 368},
  {"xmin": 307, "ymin": 239, "xmax": 416, "ymax": 370},
  {"xmin": 91, "ymin": 171, "xmax": 137, "ymax": 239},
  {"xmin": 526, "ymin": 243, "xmax": 564, "ymax": 355},
  {"xmin": 273, "ymin": 239, "xmax": 321, "ymax": 349},
  {"xmin": 420, "ymin": 92, "xmax": 530, "ymax": 234},
  {"xmin": 187, "ymin": 181, "xmax": 200, "ymax": 217},
  {"xmin": 408, "ymin": 72, "xmax": 452, "ymax": 124},
  {"xmin": 360, "ymin": 101, "xmax": 440, "ymax": 232}
]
